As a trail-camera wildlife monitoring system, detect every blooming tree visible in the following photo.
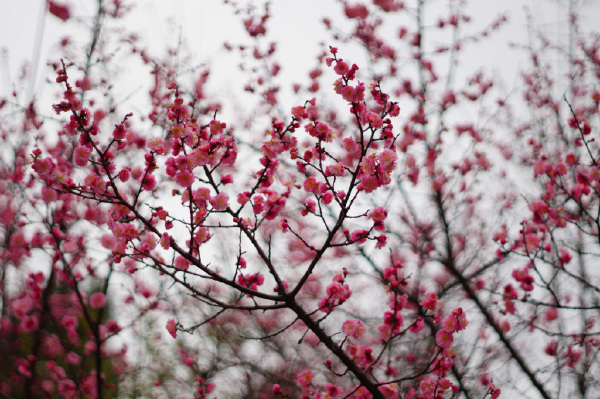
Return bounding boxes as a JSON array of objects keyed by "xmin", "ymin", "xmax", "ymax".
[{"xmin": 1, "ymin": 0, "xmax": 599, "ymax": 398}]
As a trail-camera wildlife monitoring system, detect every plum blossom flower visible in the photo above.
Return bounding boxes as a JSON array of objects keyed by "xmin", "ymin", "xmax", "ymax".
[
  {"xmin": 66, "ymin": 352, "xmax": 81, "ymax": 365},
  {"xmin": 113, "ymin": 124, "xmax": 126, "ymax": 140},
  {"xmin": 420, "ymin": 292, "xmax": 439, "ymax": 311},
  {"xmin": 291, "ymin": 106, "xmax": 307, "ymax": 119},
  {"xmin": 296, "ymin": 369, "xmax": 314, "ymax": 388},
  {"xmin": 89, "ymin": 292, "xmax": 106, "ymax": 309},
  {"xmin": 73, "ymin": 146, "xmax": 91, "ymax": 167},
  {"xmin": 237, "ymin": 273, "xmax": 264, "ymax": 291},
  {"xmin": 148, "ymin": 137, "xmax": 166, "ymax": 154},
  {"xmin": 342, "ymin": 319, "xmax": 366, "ymax": 339},
  {"xmin": 210, "ymin": 192, "xmax": 229, "ymax": 211},
  {"xmin": 118, "ymin": 168, "xmax": 131, "ymax": 182},
  {"xmin": 160, "ymin": 233, "xmax": 171, "ymax": 250},
  {"xmin": 441, "ymin": 315, "xmax": 457, "ymax": 332},
  {"xmin": 166, "ymin": 319, "xmax": 177, "ymax": 338},
  {"xmin": 436, "ymin": 329, "xmax": 453, "ymax": 348},
  {"xmin": 365, "ymin": 111, "xmax": 383, "ymax": 128},
  {"xmin": 410, "ymin": 317, "xmax": 425, "ymax": 333},
  {"xmin": 375, "ymin": 234, "xmax": 387, "ymax": 248},
  {"xmin": 100, "ymin": 234, "xmax": 117, "ymax": 250},
  {"xmin": 48, "ymin": 1, "xmax": 70, "ymax": 21},
  {"xmin": 370, "ymin": 206, "xmax": 389, "ymax": 223},
  {"xmin": 303, "ymin": 176, "xmax": 317, "ymax": 192},
  {"xmin": 175, "ymin": 170, "xmax": 195, "ymax": 188},
  {"xmin": 334, "ymin": 61, "xmax": 349, "ymax": 76},
  {"xmin": 21, "ymin": 315, "xmax": 39, "ymax": 333},
  {"xmin": 325, "ymin": 162, "xmax": 345, "ymax": 177},
  {"xmin": 174, "ymin": 256, "xmax": 190, "ymax": 271}
]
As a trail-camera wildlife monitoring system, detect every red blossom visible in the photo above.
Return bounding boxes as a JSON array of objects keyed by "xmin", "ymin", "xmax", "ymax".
[{"xmin": 48, "ymin": 1, "xmax": 70, "ymax": 21}]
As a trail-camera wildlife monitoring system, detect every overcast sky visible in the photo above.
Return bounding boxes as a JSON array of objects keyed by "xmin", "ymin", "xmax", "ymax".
[{"xmin": 1, "ymin": 0, "xmax": 598, "ymax": 113}]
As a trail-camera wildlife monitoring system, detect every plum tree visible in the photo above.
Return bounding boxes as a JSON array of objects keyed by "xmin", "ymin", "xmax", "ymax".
[{"xmin": 0, "ymin": 0, "xmax": 599, "ymax": 398}]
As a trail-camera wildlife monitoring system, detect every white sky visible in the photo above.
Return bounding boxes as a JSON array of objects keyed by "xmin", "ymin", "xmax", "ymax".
[{"xmin": 2, "ymin": 0, "xmax": 598, "ymax": 107}]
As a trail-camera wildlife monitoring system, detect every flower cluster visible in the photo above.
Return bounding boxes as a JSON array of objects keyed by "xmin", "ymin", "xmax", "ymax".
[{"xmin": 318, "ymin": 273, "xmax": 352, "ymax": 313}]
